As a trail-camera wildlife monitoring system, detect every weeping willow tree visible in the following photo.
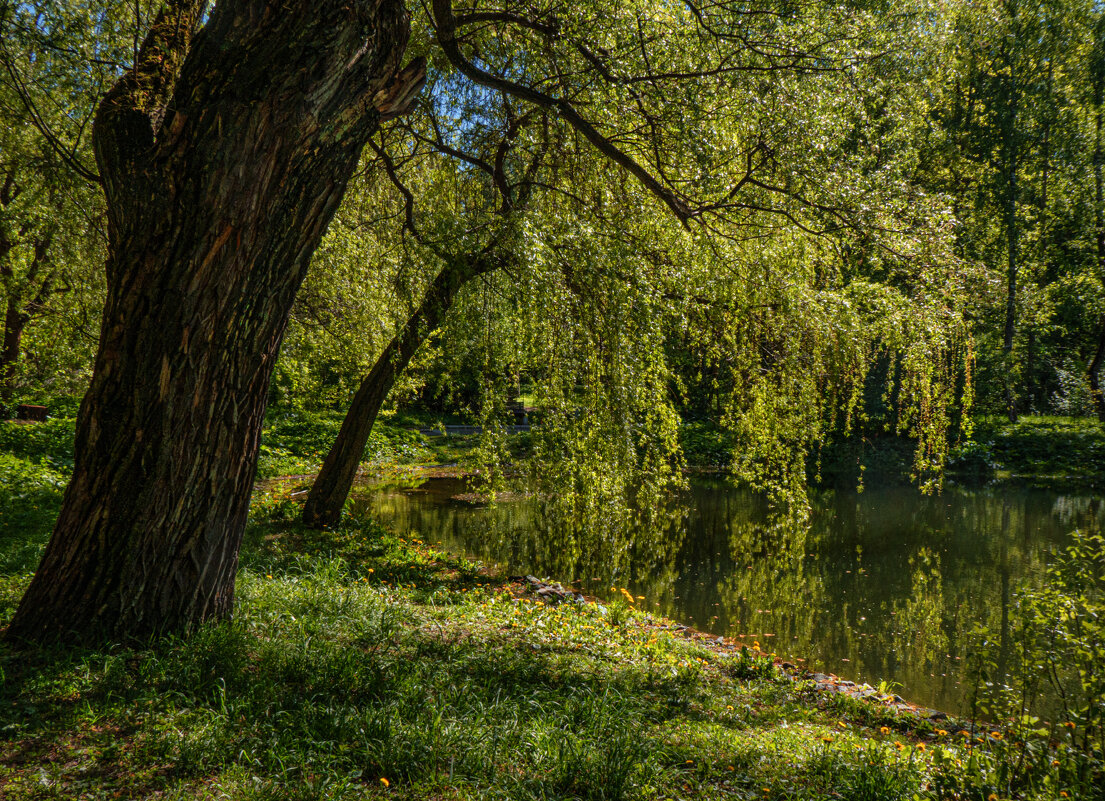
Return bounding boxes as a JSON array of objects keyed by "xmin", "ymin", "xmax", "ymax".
[{"xmin": 284, "ymin": 0, "xmax": 975, "ymax": 540}]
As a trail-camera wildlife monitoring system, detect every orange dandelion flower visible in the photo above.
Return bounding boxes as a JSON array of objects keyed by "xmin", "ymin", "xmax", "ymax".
[
  {"xmin": 936, "ymin": 729, "xmax": 948, "ymax": 737},
  {"xmin": 988, "ymin": 795, "xmax": 998, "ymax": 801},
  {"xmin": 916, "ymin": 743, "xmax": 927, "ymax": 751},
  {"xmin": 821, "ymin": 735, "xmax": 834, "ymax": 743},
  {"xmin": 879, "ymin": 726, "xmax": 890, "ymax": 734},
  {"xmin": 380, "ymin": 778, "xmax": 390, "ymax": 787},
  {"xmin": 990, "ymin": 732, "xmax": 1003, "ymax": 740}
]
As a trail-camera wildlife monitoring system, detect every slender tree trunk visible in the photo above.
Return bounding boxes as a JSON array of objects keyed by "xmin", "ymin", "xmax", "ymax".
[
  {"xmin": 1002, "ymin": 54, "xmax": 1020, "ymax": 423},
  {"xmin": 1029, "ymin": 64, "xmax": 1051, "ymax": 412},
  {"xmin": 1091, "ymin": 318, "xmax": 1105, "ymax": 421},
  {"xmin": 1090, "ymin": 21, "xmax": 1105, "ymax": 422},
  {"xmin": 0, "ymin": 295, "xmax": 24, "ymax": 406},
  {"xmin": 0, "ymin": 234, "xmax": 54, "ymax": 406},
  {"xmin": 0, "ymin": 214, "xmax": 18, "ymax": 407},
  {"xmin": 303, "ymin": 256, "xmax": 495, "ymax": 528},
  {"xmin": 5, "ymin": 0, "xmax": 422, "ymax": 643}
]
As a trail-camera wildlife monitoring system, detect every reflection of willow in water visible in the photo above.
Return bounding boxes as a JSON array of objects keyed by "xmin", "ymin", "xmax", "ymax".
[
  {"xmin": 683, "ymin": 487, "xmax": 1103, "ymax": 711},
  {"xmin": 360, "ymin": 478, "xmax": 1103, "ymax": 714},
  {"xmin": 513, "ymin": 491, "xmax": 688, "ymax": 590},
  {"xmin": 361, "ymin": 479, "xmax": 688, "ymax": 591}
]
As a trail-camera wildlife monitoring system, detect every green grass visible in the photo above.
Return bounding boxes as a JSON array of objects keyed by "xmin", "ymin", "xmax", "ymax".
[
  {"xmin": 255, "ymin": 408, "xmax": 438, "ymax": 479},
  {"xmin": 949, "ymin": 415, "xmax": 1105, "ymax": 485},
  {"xmin": 1, "ymin": 488, "xmax": 1098, "ymax": 799},
  {"xmin": 0, "ymin": 416, "xmax": 1101, "ymax": 799}
]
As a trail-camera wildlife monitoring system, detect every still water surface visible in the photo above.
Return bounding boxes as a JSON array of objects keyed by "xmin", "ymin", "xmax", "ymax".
[{"xmin": 357, "ymin": 479, "xmax": 1103, "ymax": 715}]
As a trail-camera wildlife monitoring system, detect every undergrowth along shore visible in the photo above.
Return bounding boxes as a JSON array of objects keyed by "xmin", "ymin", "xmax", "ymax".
[{"xmin": 0, "ymin": 412, "xmax": 1102, "ymax": 799}]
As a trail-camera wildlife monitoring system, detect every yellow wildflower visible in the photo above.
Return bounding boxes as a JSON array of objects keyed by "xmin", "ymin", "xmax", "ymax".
[
  {"xmin": 879, "ymin": 726, "xmax": 890, "ymax": 734},
  {"xmin": 380, "ymin": 777, "xmax": 390, "ymax": 787}
]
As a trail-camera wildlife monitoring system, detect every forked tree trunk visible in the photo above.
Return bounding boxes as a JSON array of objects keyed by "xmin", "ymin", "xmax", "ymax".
[
  {"xmin": 303, "ymin": 256, "xmax": 495, "ymax": 528},
  {"xmin": 1, "ymin": 235, "xmax": 55, "ymax": 406},
  {"xmin": 5, "ymin": 0, "xmax": 422, "ymax": 642}
]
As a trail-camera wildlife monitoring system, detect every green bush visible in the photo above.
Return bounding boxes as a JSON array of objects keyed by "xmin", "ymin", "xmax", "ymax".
[{"xmin": 965, "ymin": 528, "xmax": 1105, "ymax": 799}]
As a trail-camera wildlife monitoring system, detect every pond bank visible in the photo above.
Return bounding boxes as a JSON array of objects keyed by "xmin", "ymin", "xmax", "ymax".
[{"xmin": 1, "ymin": 473, "xmax": 1098, "ymax": 799}]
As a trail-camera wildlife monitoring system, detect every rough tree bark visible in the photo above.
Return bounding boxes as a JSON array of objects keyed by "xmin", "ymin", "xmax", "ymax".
[
  {"xmin": 302, "ymin": 256, "xmax": 496, "ymax": 528},
  {"xmin": 5, "ymin": 0, "xmax": 424, "ymax": 642}
]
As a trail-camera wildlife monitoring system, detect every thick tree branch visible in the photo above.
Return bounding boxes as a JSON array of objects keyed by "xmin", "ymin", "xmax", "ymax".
[
  {"xmin": 93, "ymin": 0, "xmax": 207, "ymax": 210},
  {"xmin": 432, "ymin": 0, "xmax": 692, "ymax": 222}
]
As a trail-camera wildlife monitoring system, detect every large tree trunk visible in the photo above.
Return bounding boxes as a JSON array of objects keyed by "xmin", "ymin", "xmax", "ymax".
[
  {"xmin": 5, "ymin": 0, "xmax": 422, "ymax": 643},
  {"xmin": 303, "ymin": 256, "xmax": 495, "ymax": 528}
]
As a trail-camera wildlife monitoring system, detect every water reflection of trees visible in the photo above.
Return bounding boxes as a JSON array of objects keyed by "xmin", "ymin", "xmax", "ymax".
[{"xmin": 363, "ymin": 479, "xmax": 1102, "ymax": 713}]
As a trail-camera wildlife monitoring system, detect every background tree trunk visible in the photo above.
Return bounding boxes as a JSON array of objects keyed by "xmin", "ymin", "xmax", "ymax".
[
  {"xmin": 1001, "ymin": 53, "xmax": 1020, "ymax": 423},
  {"xmin": 1091, "ymin": 15, "xmax": 1105, "ymax": 422},
  {"xmin": 303, "ymin": 257, "xmax": 495, "ymax": 528},
  {"xmin": 5, "ymin": 0, "xmax": 420, "ymax": 642},
  {"xmin": 0, "ymin": 296, "xmax": 25, "ymax": 406}
]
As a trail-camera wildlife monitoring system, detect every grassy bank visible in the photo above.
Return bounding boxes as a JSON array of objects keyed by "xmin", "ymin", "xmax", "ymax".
[
  {"xmin": 0, "ymin": 414, "xmax": 1102, "ymax": 799},
  {"xmin": 951, "ymin": 416, "xmax": 1105, "ymax": 486},
  {"xmin": 3, "ymin": 484, "xmax": 1087, "ymax": 801}
]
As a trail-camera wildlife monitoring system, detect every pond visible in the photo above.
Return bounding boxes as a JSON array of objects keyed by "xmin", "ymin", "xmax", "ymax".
[{"xmin": 355, "ymin": 478, "xmax": 1103, "ymax": 716}]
